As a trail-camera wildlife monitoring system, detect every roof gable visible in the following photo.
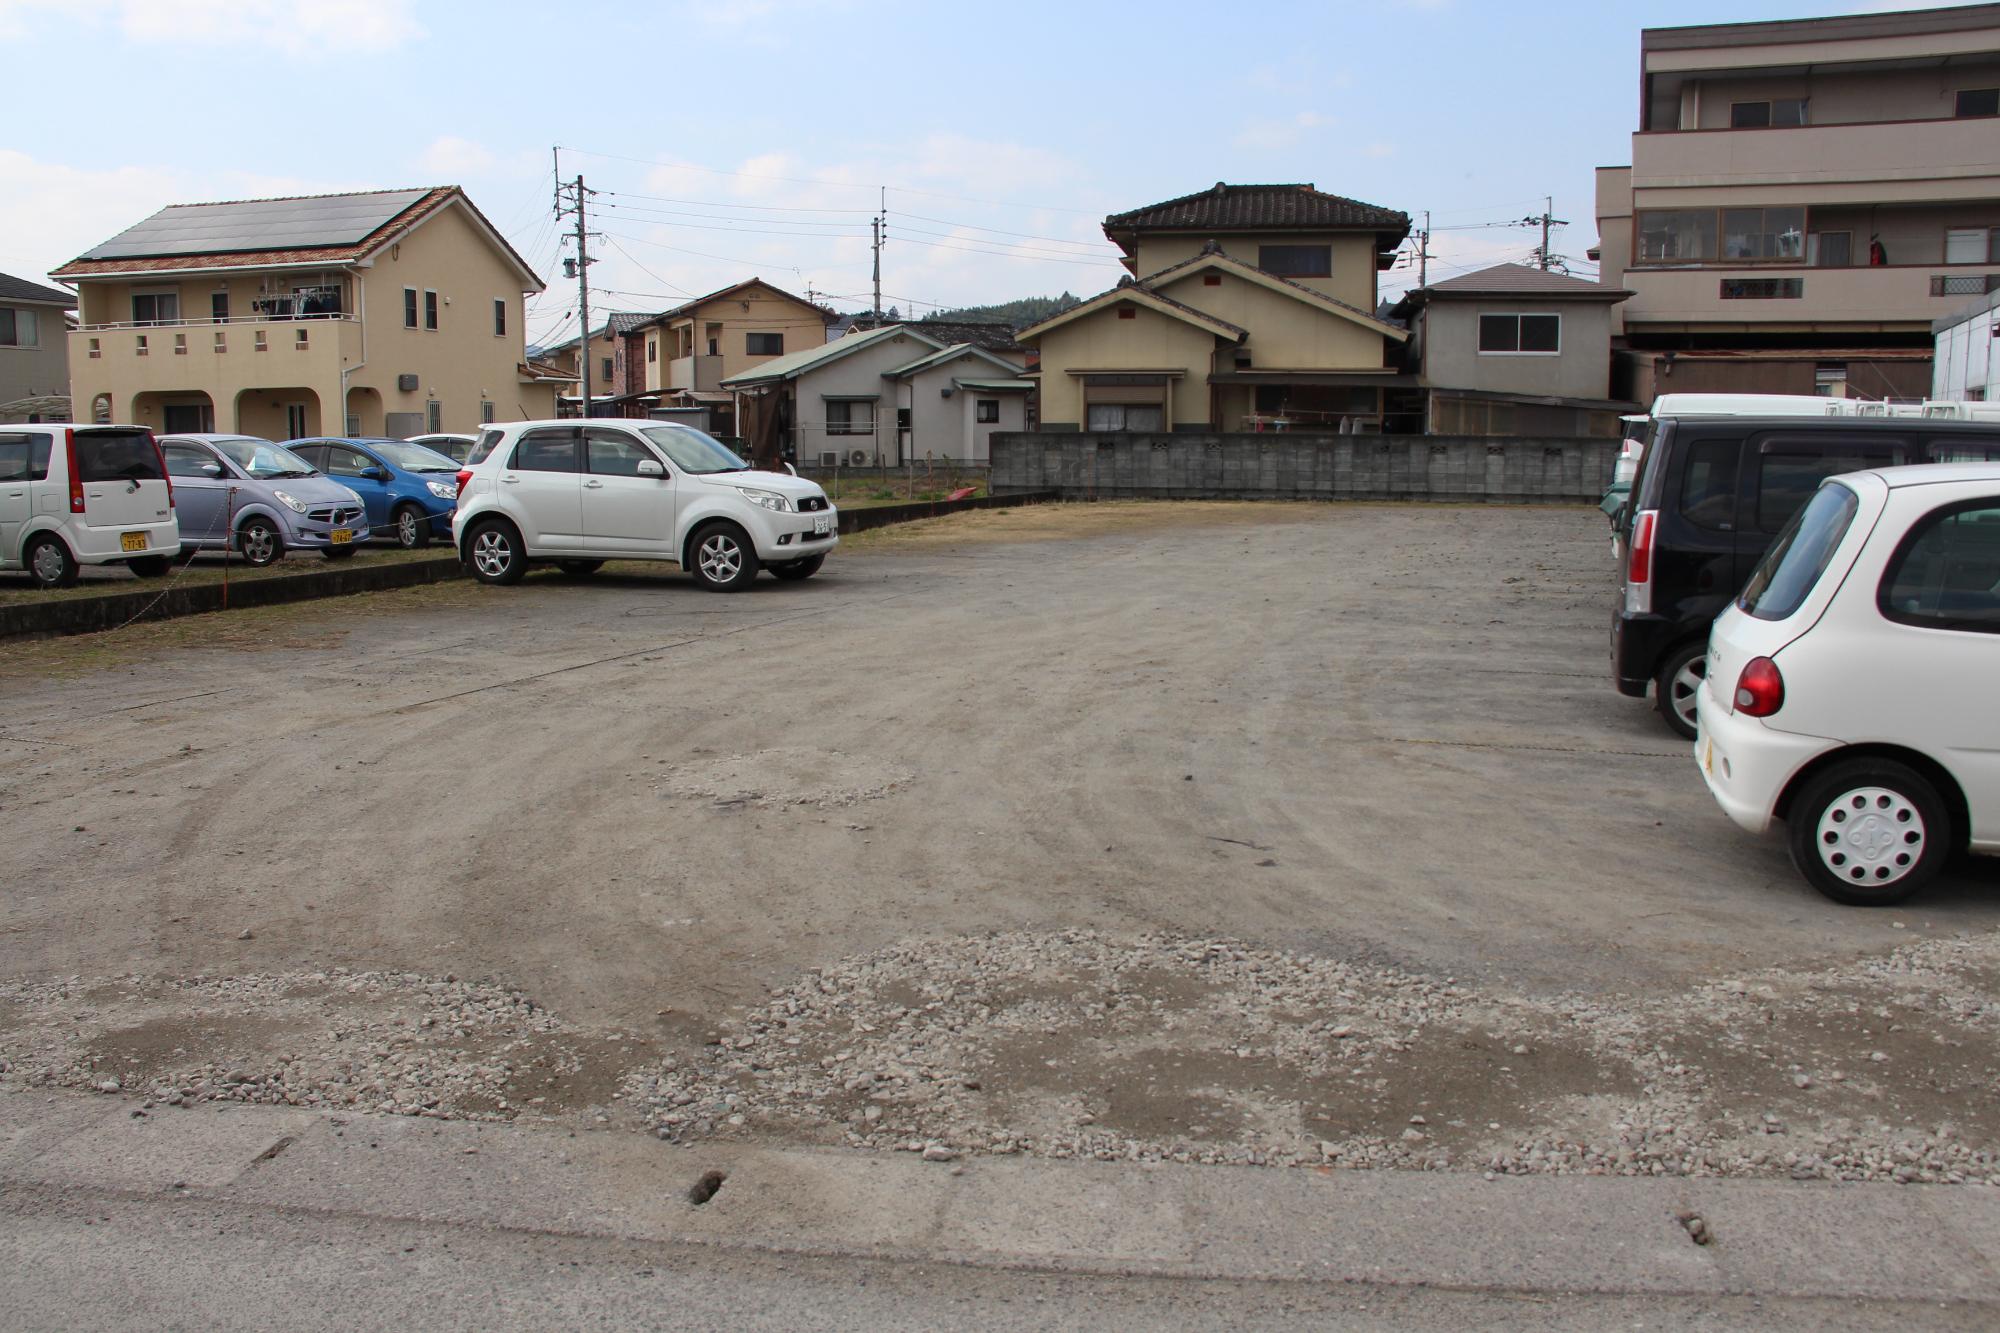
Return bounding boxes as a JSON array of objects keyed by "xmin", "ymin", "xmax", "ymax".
[
  {"xmin": 719, "ymin": 323, "xmax": 945, "ymax": 386},
  {"xmin": 649, "ymin": 278, "xmax": 832, "ymax": 326},
  {"xmin": 1145, "ymin": 249, "xmax": 1409, "ymax": 343},
  {"xmin": 1105, "ymin": 182, "xmax": 1408, "ymax": 236},
  {"xmin": 884, "ymin": 343, "xmax": 1022, "ymax": 379},
  {"xmin": 1016, "ymin": 283, "xmax": 1246, "ymax": 344}
]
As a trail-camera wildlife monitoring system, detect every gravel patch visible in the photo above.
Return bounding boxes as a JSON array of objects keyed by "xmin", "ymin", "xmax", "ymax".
[{"xmin": 655, "ymin": 747, "xmax": 914, "ymax": 808}]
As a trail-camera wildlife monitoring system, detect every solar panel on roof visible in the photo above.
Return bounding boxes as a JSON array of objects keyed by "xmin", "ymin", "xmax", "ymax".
[{"xmin": 79, "ymin": 189, "xmax": 430, "ymax": 261}]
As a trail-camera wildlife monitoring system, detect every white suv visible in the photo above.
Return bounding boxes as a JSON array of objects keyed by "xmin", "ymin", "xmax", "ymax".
[
  {"xmin": 0, "ymin": 423, "xmax": 179, "ymax": 588},
  {"xmin": 1696, "ymin": 462, "xmax": 2000, "ymax": 904},
  {"xmin": 451, "ymin": 420, "xmax": 836, "ymax": 591}
]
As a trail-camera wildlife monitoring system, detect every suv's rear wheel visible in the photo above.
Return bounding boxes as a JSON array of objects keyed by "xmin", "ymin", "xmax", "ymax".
[
  {"xmin": 1655, "ymin": 640, "xmax": 1706, "ymax": 740},
  {"xmin": 769, "ymin": 554, "xmax": 824, "ymax": 582},
  {"xmin": 238, "ymin": 517, "xmax": 282, "ymax": 568},
  {"xmin": 465, "ymin": 520, "xmax": 526, "ymax": 585},
  {"xmin": 1788, "ymin": 758, "xmax": 1951, "ymax": 905},
  {"xmin": 690, "ymin": 523, "xmax": 758, "ymax": 592},
  {"xmin": 25, "ymin": 534, "xmax": 78, "ymax": 589}
]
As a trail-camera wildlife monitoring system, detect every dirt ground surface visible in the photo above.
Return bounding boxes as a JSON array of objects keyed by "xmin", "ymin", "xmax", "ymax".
[{"xmin": 3, "ymin": 500, "xmax": 1997, "ymax": 1184}]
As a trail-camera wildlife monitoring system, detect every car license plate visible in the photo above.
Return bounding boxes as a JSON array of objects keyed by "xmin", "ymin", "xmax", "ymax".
[
  {"xmin": 120, "ymin": 531, "xmax": 147, "ymax": 552},
  {"xmin": 329, "ymin": 528, "xmax": 353, "ymax": 545},
  {"xmin": 813, "ymin": 515, "xmax": 832, "ymax": 535}
]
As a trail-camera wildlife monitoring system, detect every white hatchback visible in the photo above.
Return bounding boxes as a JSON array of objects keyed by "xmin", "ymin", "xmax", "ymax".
[
  {"xmin": 0, "ymin": 423, "xmax": 179, "ymax": 587},
  {"xmin": 451, "ymin": 420, "xmax": 836, "ymax": 591},
  {"xmin": 1696, "ymin": 462, "xmax": 2000, "ymax": 904}
]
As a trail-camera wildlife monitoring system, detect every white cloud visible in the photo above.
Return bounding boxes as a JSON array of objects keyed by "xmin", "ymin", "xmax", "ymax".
[
  {"xmin": 1362, "ymin": 141, "xmax": 1398, "ymax": 159},
  {"xmin": 0, "ymin": 0, "xmax": 423, "ymax": 52},
  {"xmin": 417, "ymin": 136, "xmax": 498, "ymax": 178},
  {"xmin": 0, "ymin": 150, "xmax": 374, "ymax": 278},
  {"xmin": 1233, "ymin": 110, "xmax": 1337, "ymax": 152}
]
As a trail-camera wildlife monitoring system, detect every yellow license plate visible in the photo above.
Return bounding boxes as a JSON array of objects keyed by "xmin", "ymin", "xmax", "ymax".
[
  {"xmin": 120, "ymin": 532, "xmax": 147, "ymax": 552},
  {"xmin": 328, "ymin": 528, "xmax": 353, "ymax": 545}
]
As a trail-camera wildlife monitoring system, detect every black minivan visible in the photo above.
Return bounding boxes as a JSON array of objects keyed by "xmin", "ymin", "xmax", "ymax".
[{"xmin": 1611, "ymin": 414, "xmax": 2000, "ymax": 737}]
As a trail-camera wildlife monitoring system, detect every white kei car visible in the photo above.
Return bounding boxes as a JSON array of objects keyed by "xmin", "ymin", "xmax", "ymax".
[
  {"xmin": 1696, "ymin": 462, "xmax": 2000, "ymax": 904},
  {"xmin": 451, "ymin": 420, "xmax": 837, "ymax": 591}
]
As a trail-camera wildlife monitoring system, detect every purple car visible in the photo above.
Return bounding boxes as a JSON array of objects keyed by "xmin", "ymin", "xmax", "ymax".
[{"xmin": 158, "ymin": 434, "xmax": 371, "ymax": 565}]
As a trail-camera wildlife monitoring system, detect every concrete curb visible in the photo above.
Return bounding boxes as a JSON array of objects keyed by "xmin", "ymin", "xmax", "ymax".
[
  {"xmin": 5, "ymin": 1088, "xmax": 1997, "ymax": 1303},
  {"xmin": 0, "ymin": 555, "xmax": 466, "ymax": 641}
]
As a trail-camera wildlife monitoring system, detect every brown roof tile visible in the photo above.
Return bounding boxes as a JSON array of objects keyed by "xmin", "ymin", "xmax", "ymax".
[{"xmin": 1106, "ymin": 182, "xmax": 1408, "ymax": 236}]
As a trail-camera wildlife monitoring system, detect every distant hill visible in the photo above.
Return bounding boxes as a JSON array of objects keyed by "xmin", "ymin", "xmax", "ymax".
[{"xmin": 927, "ymin": 293, "xmax": 1083, "ymax": 328}]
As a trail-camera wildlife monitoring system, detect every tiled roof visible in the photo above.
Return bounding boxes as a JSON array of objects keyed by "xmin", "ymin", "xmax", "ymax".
[
  {"xmin": 544, "ymin": 310, "xmax": 660, "ymax": 353},
  {"xmin": 1421, "ymin": 263, "xmax": 1631, "ymax": 299},
  {"xmin": 842, "ymin": 316, "xmax": 1023, "ymax": 354},
  {"xmin": 49, "ymin": 187, "xmax": 536, "ymax": 286},
  {"xmin": 719, "ymin": 323, "xmax": 946, "ymax": 386},
  {"xmin": 0, "ymin": 272, "xmax": 76, "ymax": 306},
  {"xmin": 1105, "ymin": 182, "xmax": 1408, "ymax": 235}
]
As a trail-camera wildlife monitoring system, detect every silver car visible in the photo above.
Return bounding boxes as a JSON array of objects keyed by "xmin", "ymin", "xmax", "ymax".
[{"xmin": 158, "ymin": 434, "xmax": 370, "ymax": 565}]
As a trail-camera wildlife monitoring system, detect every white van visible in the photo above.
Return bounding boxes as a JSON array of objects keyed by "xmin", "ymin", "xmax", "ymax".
[{"xmin": 0, "ymin": 423, "xmax": 180, "ymax": 587}]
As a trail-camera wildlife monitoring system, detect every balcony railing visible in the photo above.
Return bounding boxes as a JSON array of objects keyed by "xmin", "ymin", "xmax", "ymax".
[
  {"xmin": 1931, "ymin": 273, "xmax": 2000, "ymax": 297},
  {"xmin": 79, "ymin": 311, "xmax": 358, "ymax": 332}
]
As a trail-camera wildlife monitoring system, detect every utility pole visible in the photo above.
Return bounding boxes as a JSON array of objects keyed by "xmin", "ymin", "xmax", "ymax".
[
  {"xmin": 555, "ymin": 160, "xmax": 597, "ymax": 415},
  {"xmin": 1522, "ymin": 196, "xmax": 1569, "ymax": 271},
  {"xmin": 871, "ymin": 186, "xmax": 885, "ymax": 319},
  {"xmin": 1418, "ymin": 209, "xmax": 1431, "ymax": 287}
]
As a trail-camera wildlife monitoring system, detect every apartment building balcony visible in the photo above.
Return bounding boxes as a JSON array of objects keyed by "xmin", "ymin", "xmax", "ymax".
[
  {"xmin": 1619, "ymin": 262, "xmax": 2000, "ymax": 331},
  {"xmin": 666, "ymin": 353, "xmax": 724, "ymax": 393},
  {"xmin": 70, "ymin": 313, "xmax": 360, "ymax": 393},
  {"xmin": 1630, "ymin": 117, "xmax": 2000, "ymax": 203}
]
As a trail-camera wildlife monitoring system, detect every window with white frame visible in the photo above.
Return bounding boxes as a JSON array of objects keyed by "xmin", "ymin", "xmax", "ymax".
[
  {"xmin": 403, "ymin": 288, "xmax": 418, "ymax": 329},
  {"xmin": 825, "ymin": 399, "xmax": 874, "ymax": 435},
  {"xmin": 424, "ymin": 290, "xmax": 438, "ymax": 331},
  {"xmin": 0, "ymin": 308, "xmax": 38, "ymax": 348},
  {"xmin": 1944, "ymin": 227, "xmax": 1999, "ymax": 265},
  {"xmin": 1085, "ymin": 403, "xmax": 1165, "ymax": 431},
  {"xmin": 493, "ymin": 299, "xmax": 506, "ymax": 337},
  {"xmin": 1477, "ymin": 313, "xmax": 1561, "ymax": 354},
  {"xmin": 131, "ymin": 291, "xmax": 179, "ymax": 326}
]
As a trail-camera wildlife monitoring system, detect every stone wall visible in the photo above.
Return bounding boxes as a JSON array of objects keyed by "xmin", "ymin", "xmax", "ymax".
[{"xmin": 988, "ymin": 433, "xmax": 1617, "ymax": 503}]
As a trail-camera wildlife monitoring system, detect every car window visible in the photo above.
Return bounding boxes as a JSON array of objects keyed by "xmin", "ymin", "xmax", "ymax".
[
  {"xmin": 323, "ymin": 447, "xmax": 372, "ymax": 478},
  {"xmin": 163, "ymin": 444, "xmax": 218, "ymax": 478},
  {"xmin": 1754, "ymin": 438, "xmax": 1905, "ymax": 532},
  {"xmin": 1924, "ymin": 439, "xmax": 2000, "ymax": 464},
  {"xmin": 1677, "ymin": 438, "xmax": 1737, "ymax": 530},
  {"xmin": 1739, "ymin": 481, "xmax": 1860, "ymax": 622},
  {"xmin": 1880, "ymin": 500, "xmax": 2000, "ymax": 633},
  {"xmin": 584, "ymin": 429, "xmax": 656, "ymax": 477},
  {"xmin": 288, "ymin": 444, "xmax": 325, "ymax": 468},
  {"xmin": 0, "ymin": 432, "xmax": 35, "ymax": 482},
  {"xmin": 510, "ymin": 430, "xmax": 578, "ymax": 473},
  {"xmin": 74, "ymin": 429, "xmax": 165, "ymax": 483},
  {"xmin": 468, "ymin": 430, "xmax": 503, "ymax": 466}
]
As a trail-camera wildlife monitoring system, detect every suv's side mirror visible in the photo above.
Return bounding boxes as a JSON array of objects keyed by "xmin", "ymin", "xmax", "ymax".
[
  {"xmin": 201, "ymin": 462, "xmax": 224, "ymax": 478},
  {"xmin": 361, "ymin": 465, "xmax": 389, "ymax": 481},
  {"xmin": 636, "ymin": 458, "xmax": 665, "ymax": 478}
]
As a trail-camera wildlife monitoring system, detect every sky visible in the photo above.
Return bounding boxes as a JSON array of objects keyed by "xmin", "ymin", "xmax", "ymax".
[{"xmin": 0, "ymin": 0, "xmax": 1964, "ymax": 347}]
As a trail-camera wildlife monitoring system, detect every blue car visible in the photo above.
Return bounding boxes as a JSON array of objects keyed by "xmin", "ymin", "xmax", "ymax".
[
  {"xmin": 287, "ymin": 437, "xmax": 462, "ymax": 548},
  {"xmin": 159, "ymin": 434, "xmax": 371, "ymax": 565}
]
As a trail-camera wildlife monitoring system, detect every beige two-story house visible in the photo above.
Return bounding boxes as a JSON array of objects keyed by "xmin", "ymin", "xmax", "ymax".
[
  {"xmin": 0, "ymin": 272, "xmax": 77, "ymax": 420},
  {"xmin": 52, "ymin": 186, "xmax": 553, "ymax": 439},
  {"xmin": 628, "ymin": 279, "xmax": 833, "ymax": 433},
  {"xmin": 1018, "ymin": 183, "xmax": 1415, "ymax": 432},
  {"xmin": 1595, "ymin": 4, "xmax": 2000, "ymax": 401}
]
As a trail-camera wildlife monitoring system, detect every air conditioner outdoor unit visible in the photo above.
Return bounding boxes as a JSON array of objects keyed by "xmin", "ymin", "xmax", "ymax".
[
  {"xmin": 849, "ymin": 449, "xmax": 868, "ymax": 466},
  {"xmin": 819, "ymin": 451, "xmax": 839, "ymax": 467},
  {"xmin": 397, "ymin": 373, "xmax": 419, "ymax": 392}
]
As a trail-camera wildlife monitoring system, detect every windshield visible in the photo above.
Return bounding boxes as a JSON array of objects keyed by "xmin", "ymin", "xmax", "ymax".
[
  {"xmin": 211, "ymin": 436, "xmax": 316, "ymax": 479},
  {"xmin": 1738, "ymin": 481, "xmax": 1859, "ymax": 622},
  {"xmin": 638, "ymin": 424, "xmax": 749, "ymax": 475},
  {"xmin": 368, "ymin": 440, "xmax": 462, "ymax": 472}
]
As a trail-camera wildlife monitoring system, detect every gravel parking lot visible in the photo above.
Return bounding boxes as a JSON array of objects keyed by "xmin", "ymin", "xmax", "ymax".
[{"xmin": 2, "ymin": 501, "xmax": 1996, "ymax": 1183}]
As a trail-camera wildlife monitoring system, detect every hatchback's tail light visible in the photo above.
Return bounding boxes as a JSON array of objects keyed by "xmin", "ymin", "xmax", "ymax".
[
  {"xmin": 1733, "ymin": 656, "xmax": 1784, "ymax": 717},
  {"xmin": 455, "ymin": 469, "xmax": 472, "ymax": 498},
  {"xmin": 1624, "ymin": 509, "xmax": 1657, "ymax": 614},
  {"xmin": 65, "ymin": 428, "xmax": 84, "ymax": 513},
  {"xmin": 150, "ymin": 431, "xmax": 173, "ymax": 509}
]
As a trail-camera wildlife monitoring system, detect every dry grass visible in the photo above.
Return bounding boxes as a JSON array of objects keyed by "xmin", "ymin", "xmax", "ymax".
[{"xmin": 0, "ymin": 545, "xmax": 452, "ymax": 607}]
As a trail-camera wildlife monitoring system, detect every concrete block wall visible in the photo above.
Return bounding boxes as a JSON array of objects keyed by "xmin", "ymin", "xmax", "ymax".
[{"xmin": 988, "ymin": 433, "xmax": 1616, "ymax": 503}]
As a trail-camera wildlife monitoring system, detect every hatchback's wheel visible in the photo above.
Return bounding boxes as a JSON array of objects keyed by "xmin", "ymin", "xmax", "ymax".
[
  {"xmin": 1655, "ymin": 640, "xmax": 1706, "ymax": 740},
  {"xmin": 769, "ymin": 554, "xmax": 825, "ymax": 581},
  {"xmin": 690, "ymin": 523, "xmax": 758, "ymax": 592},
  {"xmin": 465, "ymin": 520, "xmax": 526, "ymax": 585},
  {"xmin": 393, "ymin": 503, "xmax": 430, "ymax": 549},
  {"xmin": 237, "ymin": 518, "xmax": 282, "ymax": 567},
  {"xmin": 1788, "ymin": 759, "xmax": 1951, "ymax": 906},
  {"xmin": 25, "ymin": 534, "xmax": 78, "ymax": 589},
  {"xmin": 557, "ymin": 560, "xmax": 603, "ymax": 578},
  {"xmin": 126, "ymin": 555, "xmax": 172, "ymax": 578}
]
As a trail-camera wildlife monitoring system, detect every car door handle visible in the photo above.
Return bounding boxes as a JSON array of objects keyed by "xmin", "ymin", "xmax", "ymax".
[
  {"xmin": 584, "ymin": 479, "xmax": 604, "ymax": 489},
  {"xmin": 500, "ymin": 475, "xmax": 521, "ymax": 484}
]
